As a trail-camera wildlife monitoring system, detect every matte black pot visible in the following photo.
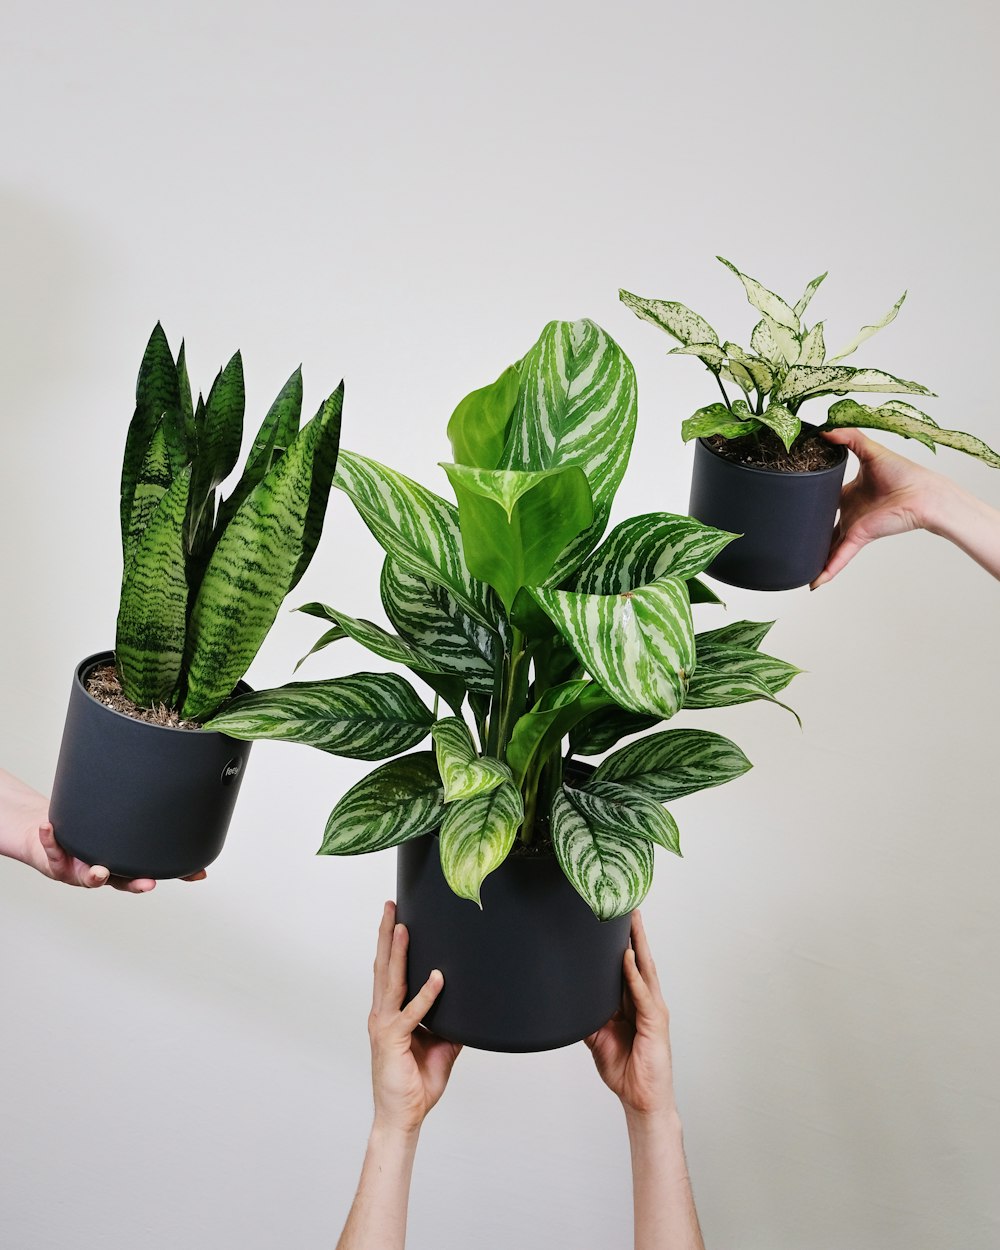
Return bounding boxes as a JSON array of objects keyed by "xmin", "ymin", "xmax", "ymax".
[
  {"xmin": 688, "ymin": 426, "xmax": 848, "ymax": 591},
  {"xmin": 396, "ymin": 833, "xmax": 631, "ymax": 1053},
  {"xmin": 48, "ymin": 651, "xmax": 252, "ymax": 879}
]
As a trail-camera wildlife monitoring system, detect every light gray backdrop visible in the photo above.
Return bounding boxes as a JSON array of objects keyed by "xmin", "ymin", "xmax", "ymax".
[{"xmin": 2, "ymin": 2, "xmax": 998, "ymax": 1247}]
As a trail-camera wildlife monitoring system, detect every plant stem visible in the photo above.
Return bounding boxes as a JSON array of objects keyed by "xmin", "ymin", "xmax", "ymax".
[
  {"xmin": 497, "ymin": 628, "xmax": 527, "ymax": 759},
  {"xmin": 486, "ymin": 637, "xmax": 506, "ymax": 758},
  {"xmin": 714, "ymin": 372, "xmax": 733, "ymax": 413}
]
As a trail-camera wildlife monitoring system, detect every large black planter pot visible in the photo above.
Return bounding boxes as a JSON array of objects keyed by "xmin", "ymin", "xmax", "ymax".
[
  {"xmin": 48, "ymin": 651, "xmax": 252, "ymax": 879},
  {"xmin": 396, "ymin": 834, "xmax": 631, "ymax": 1053},
  {"xmin": 689, "ymin": 427, "xmax": 849, "ymax": 591}
]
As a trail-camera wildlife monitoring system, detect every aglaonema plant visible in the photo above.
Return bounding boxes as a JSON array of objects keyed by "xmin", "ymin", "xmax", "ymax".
[
  {"xmin": 207, "ymin": 319, "xmax": 801, "ymax": 920},
  {"xmin": 116, "ymin": 324, "xmax": 344, "ymax": 721},
  {"xmin": 621, "ymin": 258, "xmax": 1000, "ymax": 466}
]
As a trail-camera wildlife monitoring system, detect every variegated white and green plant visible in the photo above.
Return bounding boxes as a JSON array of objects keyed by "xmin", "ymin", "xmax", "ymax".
[
  {"xmin": 208, "ymin": 318, "xmax": 801, "ymax": 920},
  {"xmin": 115, "ymin": 323, "xmax": 344, "ymax": 721},
  {"xmin": 620, "ymin": 259, "xmax": 1000, "ymax": 467}
]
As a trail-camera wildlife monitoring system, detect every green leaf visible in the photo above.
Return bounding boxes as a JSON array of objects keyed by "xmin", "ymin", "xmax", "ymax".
[
  {"xmin": 682, "ymin": 403, "xmax": 761, "ymax": 443},
  {"xmin": 824, "ymin": 399, "xmax": 1000, "ymax": 467},
  {"xmin": 187, "ymin": 350, "xmax": 246, "ymax": 546},
  {"xmin": 692, "ymin": 644, "xmax": 801, "ymax": 695},
  {"xmin": 551, "ymin": 788, "xmax": 653, "ymax": 921},
  {"xmin": 115, "ymin": 468, "xmax": 191, "ymax": 707},
  {"xmin": 667, "ymin": 342, "xmax": 727, "ymax": 372},
  {"xmin": 439, "ymin": 781, "xmax": 524, "ymax": 905},
  {"xmin": 688, "ymin": 577, "xmax": 725, "ymax": 606},
  {"xmin": 442, "ymin": 463, "xmax": 594, "ymax": 613},
  {"xmin": 565, "ymin": 512, "xmax": 737, "ymax": 593},
  {"xmin": 717, "ymin": 257, "xmax": 800, "ymax": 334},
  {"xmin": 619, "ymin": 288, "xmax": 720, "ymax": 346},
  {"xmin": 776, "ymin": 365, "xmax": 935, "ymax": 406},
  {"xmin": 793, "ymin": 272, "xmax": 828, "ymax": 319},
  {"xmin": 120, "ymin": 323, "xmax": 182, "ymax": 550},
  {"xmin": 724, "ymin": 344, "xmax": 774, "ymax": 396},
  {"xmin": 750, "ymin": 318, "xmax": 783, "ymax": 367},
  {"xmin": 204, "ymin": 672, "xmax": 434, "ymax": 760},
  {"xmin": 431, "ymin": 717, "xmax": 510, "ymax": 802},
  {"xmin": 564, "ymin": 782, "xmax": 680, "ymax": 855},
  {"xmin": 447, "ymin": 364, "xmax": 520, "ymax": 470},
  {"xmin": 122, "ymin": 411, "xmax": 187, "ymax": 571},
  {"xmin": 827, "ymin": 292, "xmax": 907, "ymax": 363},
  {"xmin": 176, "ymin": 340, "xmax": 195, "ymax": 444},
  {"xmin": 592, "ymin": 728, "xmax": 752, "ymax": 802},
  {"xmin": 796, "ymin": 323, "xmax": 826, "ymax": 367},
  {"xmin": 684, "ymin": 670, "xmax": 801, "ymax": 724},
  {"xmin": 528, "ymin": 575, "xmax": 695, "ymax": 719},
  {"xmin": 290, "ymin": 384, "xmax": 344, "ymax": 590},
  {"xmin": 500, "ymin": 319, "xmax": 637, "ymax": 580},
  {"xmin": 506, "ymin": 680, "xmax": 612, "ymax": 786},
  {"xmin": 319, "ymin": 753, "xmax": 445, "ymax": 855},
  {"xmin": 756, "ymin": 402, "xmax": 801, "ymax": 452},
  {"xmin": 696, "ymin": 620, "xmax": 775, "ymax": 650},
  {"xmin": 568, "ymin": 706, "xmax": 660, "ymax": 756},
  {"xmin": 295, "ymin": 602, "xmax": 455, "ymax": 678},
  {"xmin": 335, "ymin": 451, "xmax": 495, "ymax": 626}
]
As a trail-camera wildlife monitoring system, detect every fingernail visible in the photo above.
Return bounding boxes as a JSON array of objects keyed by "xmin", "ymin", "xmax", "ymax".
[{"xmin": 92, "ymin": 867, "xmax": 110, "ymax": 884}]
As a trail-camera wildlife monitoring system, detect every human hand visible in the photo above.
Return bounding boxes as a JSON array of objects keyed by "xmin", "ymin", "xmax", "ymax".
[
  {"xmin": 584, "ymin": 911, "xmax": 676, "ymax": 1124},
  {"xmin": 28, "ymin": 822, "xmax": 207, "ymax": 892},
  {"xmin": 368, "ymin": 901, "xmax": 462, "ymax": 1138}
]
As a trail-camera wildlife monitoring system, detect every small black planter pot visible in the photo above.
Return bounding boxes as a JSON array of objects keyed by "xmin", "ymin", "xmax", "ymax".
[
  {"xmin": 688, "ymin": 426, "xmax": 848, "ymax": 591},
  {"xmin": 396, "ymin": 833, "xmax": 631, "ymax": 1053},
  {"xmin": 48, "ymin": 651, "xmax": 252, "ymax": 879}
]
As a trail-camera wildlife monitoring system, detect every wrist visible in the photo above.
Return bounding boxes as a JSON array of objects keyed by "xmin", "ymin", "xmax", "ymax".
[
  {"xmin": 369, "ymin": 1118, "xmax": 422, "ymax": 1155},
  {"xmin": 624, "ymin": 1103, "xmax": 684, "ymax": 1142}
]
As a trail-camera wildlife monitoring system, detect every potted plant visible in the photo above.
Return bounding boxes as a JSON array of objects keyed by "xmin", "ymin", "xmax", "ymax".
[
  {"xmin": 621, "ymin": 260, "xmax": 1000, "ymax": 591},
  {"xmin": 208, "ymin": 317, "xmax": 802, "ymax": 1052},
  {"xmin": 48, "ymin": 323, "xmax": 344, "ymax": 880}
]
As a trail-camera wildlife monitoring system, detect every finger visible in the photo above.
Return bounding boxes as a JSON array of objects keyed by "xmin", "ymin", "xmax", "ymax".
[
  {"xmin": 181, "ymin": 870, "xmax": 208, "ymax": 882},
  {"xmin": 108, "ymin": 876, "xmax": 156, "ymax": 893},
  {"xmin": 629, "ymin": 911, "xmax": 661, "ymax": 995},
  {"xmin": 622, "ymin": 947, "xmax": 655, "ymax": 1017},
  {"xmin": 37, "ymin": 823, "xmax": 65, "ymax": 868},
  {"xmin": 371, "ymin": 901, "xmax": 396, "ymax": 1012},
  {"xmin": 810, "ymin": 525, "xmax": 872, "ymax": 588},
  {"xmin": 385, "ymin": 922, "xmax": 409, "ymax": 1013},
  {"xmin": 820, "ymin": 426, "xmax": 881, "ymax": 461},
  {"xmin": 398, "ymin": 968, "xmax": 444, "ymax": 1032}
]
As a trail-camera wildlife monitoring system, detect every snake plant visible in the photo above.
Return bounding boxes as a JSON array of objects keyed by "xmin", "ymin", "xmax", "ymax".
[
  {"xmin": 115, "ymin": 323, "xmax": 344, "ymax": 721},
  {"xmin": 207, "ymin": 319, "xmax": 801, "ymax": 920},
  {"xmin": 621, "ymin": 259, "xmax": 1000, "ymax": 467}
]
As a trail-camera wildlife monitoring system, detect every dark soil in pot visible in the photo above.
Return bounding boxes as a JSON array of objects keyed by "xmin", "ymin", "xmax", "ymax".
[{"xmin": 706, "ymin": 425, "xmax": 843, "ymax": 472}]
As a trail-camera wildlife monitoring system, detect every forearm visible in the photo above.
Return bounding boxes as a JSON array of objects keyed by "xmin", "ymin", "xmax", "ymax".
[
  {"xmin": 336, "ymin": 1125, "xmax": 419, "ymax": 1250},
  {"xmin": 0, "ymin": 769, "xmax": 47, "ymax": 865},
  {"xmin": 626, "ymin": 1109, "xmax": 704, "ymax": 1250},
  {"xmin": 923, "ymin": 480, "xmax": 1000, "ymax": 581}
]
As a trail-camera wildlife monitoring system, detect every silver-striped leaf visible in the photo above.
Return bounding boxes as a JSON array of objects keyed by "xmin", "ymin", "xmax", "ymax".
[
  {"xmin": 439, "ymin": 781, "xmax": 523, "ymax": 905},
  {"xmin": 564, "ymin": 782, "xmax": 680, "ymax": 856},
  {"xmin": 717, "ymin": 257, "xmax": 800, "ymax": 334},
  {"xmin": 551, "ymin": 788, "xmax": 653, "ymax": 921},
  {"xmin": 695, "ymin": 620, "xmax": 775, "ymax": 651},
  {"xmin": 825, "ymin": 399, "xmax": 1000, "ymax": 467},
  {"xmin": 776, "ymin": 365, "xmax": 935, "ymax": 406},
  {"xmin": 565, "ymin": 512, "xmax": 737, "ymax": 594},
  {"xmin": 568, "ymin": 706, "xmax": 660, "ymax": 756},
  {"xmin": 684, "ymin": 670, "xmax": 801, "ymax": 723},
  {"xmin": 431, "ymin": 717, "xmax": 509, "ymax": 802},
  {"xmin": 320, "ymin": 753, "xmax": 445, "ymax": 855},
  {"xmin": 691, "ymin": 644, "xmax": 801, "ymax": 695},
  {"xmin": 827, "ymin": 292, "xmax": 907, "ymax": 363},
  {"xmin": 591, "ymin": 728, "xmax": 752, "ymax": 802},
  {"xmin": 295, "ymin": 602, "xmax": 452, "ymax": 677},
  {"xmin": 619, "ymin": 288, "xmax": 720, "ymax": 346}
]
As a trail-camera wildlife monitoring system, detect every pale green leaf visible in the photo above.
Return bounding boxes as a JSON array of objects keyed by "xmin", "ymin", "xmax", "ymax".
[
  {"xmin": 824, "ymin": 399, "xmax": 1000, "ymax": 467},
  {"xmin": 827, "ymin": 292, "xmax": 907, "ymax": 363},
  {"xmin": 776, "ymin": 365, "xmax": 935, "ymax": 406},
  {"xmin": 793, "ymin": 272, "xmax": 828, "ymax": 319},
  {"xmin": 551, "ymin": 788, "xmax": 653, "ymax": 921},
  {"xmin": 668, "ymin": 342, "xmax": 727, "ymax": 372},
  {"xmin": 439, "ymin": 781, "xmax": 524, "ymax": 905},
  {"xmin": 797, "ymin": 322, "xmax": 826, "ymax": 366},
  {"xmin": 724, "ymin": 344, "xmax": 774, "ymax": 396},
  {"xmin": 447, "ymin": 364, "xmax": 520, "ymax": 470},
  {"xmin": 320, "ymin": 753, "xmax": 444, "ymax": 855},
  {"xmin": 717, "ymin": 257, "xmax": 800, "ymax": 334},
  {"xmin": 619, "ymin": 289, "xmax": 720, "ymax": 346},
  {"xmin": 756, "ymin": 402, "xmax": 801, "ymax": 452},
  {"xmin": 431, "ymin": 717, "xmax": 510, "ymax": 802}
]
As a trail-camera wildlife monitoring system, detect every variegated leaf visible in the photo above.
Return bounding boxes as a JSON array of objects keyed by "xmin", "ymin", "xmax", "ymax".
[
  {"xmin": 827, "ymin": 292, "xmax": 907, "ymax": 363},
  {"xmin": 696, "ymin": 620, "xmax": 774, "ymax": 650},
  {"xmin": 295, "ymin": 602, "xmax": 452, "ymax": 676},
  {"xmin": 692, "ymin": 644, "xmax": 801, "ymax": 695},
  {"xmin": 825, "ymin": 399, "xmax": 1000, "ymax": 467},
  {"xmin": 592, "ymin": 728, "xmax": 752, "ymax": 802},
  {"xmin": 724, "ymin": 344, "xmax": 774, "ymax": 396},
  {"xmin": 717, "ymin": 257, "xmax": 800, "ymax": 334},
  {"xmin": 431, "ymin": 716, "xmax": 509, "ymax": 802},
  {"xmin": 528, "ymin": 575, "xmax": 694, "ymax": 719},
  {"xmin": 751, "ymin": 318, "xmax": 782, "ymax": 367},
  {"xmin": 569, "ymin": 706, "xmax": 660, "ymax": 756},
  {"xmin": 123, "ymin": 412, "xmax": 187, "ymax": 572},
  {"xmin": 762, "ymin": 315, "xmax": 801, "ymax": 367},
  {"xmin": 756, "ymin": 403, "xmax": 801, "ymax": 452},
  {"xmin": 500, "ymin": 319, "xmax": 637, "ymax": 580},
  {"xmin": 681, "ymin": 402, "xmax": 761, "ymax": 443},
  {"xmin": 797, "ymin": 322, "xmax": 826, "ymax": 366},
  {"xmin": 120, "ymin": 323, "xmax": 182, "ymax": 548},
  {"xmin": 685, "ymin": 670, "xmax": 801, "ymax": 723},
  {"xmin": 204, "ymin": 673, "xmax": 434, "ymax": 760},
  {"xmin": 668, "ymin": 342, "xmax": 727, "ymax": 372},
  {"xmin": 722, "ymin": 358, "xmax": 754, "ymax": 396},
  {"xmin": 565, "ymin": 782, "xmax": 680, "ymax": 855},
  {"xmin": 619, "ymin": 289, "xmax": 720, "ymax": 346},
  {"xmin": 793, "ymin": 272, "xmax": 828, "ymax": 318},
  {"xmin": 776, "ymin": 365, "xmax": 935, "ymax": 406},
  {"xmin": 320, "ymin": 753, "xmax": 445, "ymax": 855},
  {"xmin": 551, "ymin": 788, "xmax": 653, "ymax": 921},
  {"xmin": 439, "ymin": 781, "xmax": 523, "ymax": 905},
  {"xmin": 565, "ymin": 512, "xmax": 737, "ymax": 594},
  {"xmin": 506, "ymin": 680, "xmax": 612, "ymax": 786}
]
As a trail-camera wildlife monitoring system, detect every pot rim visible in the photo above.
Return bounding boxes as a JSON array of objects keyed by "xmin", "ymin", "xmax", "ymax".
[{"xmin": 696, "ymin": 420, "xmax": 848, "ymax": 479}]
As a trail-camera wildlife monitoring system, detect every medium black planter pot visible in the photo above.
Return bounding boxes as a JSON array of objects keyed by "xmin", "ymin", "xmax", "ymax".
[
  {"xmin": 688, "ymin": 427, "xmax": 848, "ymax": 591},
  {"xmin": 48, "ymin": 651, "xmax": 252, "ymax": 879},
  {"xmin": 396, "ymin": 834, "xmax": 631, "ymax": 1053}
]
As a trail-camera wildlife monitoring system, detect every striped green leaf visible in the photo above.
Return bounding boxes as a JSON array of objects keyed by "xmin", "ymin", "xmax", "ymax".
[
  {"xmin": 696, "ymin": 620, "xmax": 775, "ymax": 651},
  {"xmin": 827, "ymin": 292, "xmax": 907, "ymax": 363},
  {"xmin": 756, "ymin": 403, "xmax": 801, "ymax": 452},
  {"xmin": 442, "ymin": 463, "xmax": 594, "ymax": 613},
  {"xmin": 204, "ymin": 672, "xmax": 433, "ymax": 759},
  {"xmin": 432, "ymin": 717, "xmax": 509, "ymax": 802},
  {"xmin": 551, "ymin": 788, "xmax": 653, "ymax": 921},
  {"xmin": 565, "ymin": 781, "xmax": 680, "ymax": 855},
  {"xmin": 592, "ymin": 728, "xmax": 752, "ymax": 802},
  {"xmin": 500, "ymin": 319, "xmax": 637, "ymax": 580},
  {"xmin": 797, "ymin": 323, "xmax": 826, "ymax": 367},
  {"xmin": 295, "ymin": 602, "xmax": 452, "ymax": 678},
  {"xmin": 825, "ymin": 399, "xmax": 1000, "ymax": 467},
  {"xmin": 619, "ymin": 288, "xmax": 720, "ymax": 347},
  {"xmin": 565, "ymin": 512, "xmax": 737, "ymax": 594},
  {"xmin": 717, "ymin": 257, "xmax": 800, "ymax": 334},
  {"xmin": 793, "ymin": 272, "xmax": 828, "ymax": 319},
  {"xmin": 320, "ymin": 753, "xmax": 445, "ymax": 855},
  {"xmin": 181, "ymin": 396, "xmax": 343, "ymax": 720},
  {"xmin": 335, "ymin": 451, "xmax": 495, "ymax": 626},
  {"xmin": 120, "ymin": 323, "xmax": 182, "ymax": 549},
  {"xmin": 569, "ymin": 706, "xmax": 660, "ymax": 756},
  {"xmin": 176, "ymin": 340, "xmax": 195, "ymax": 443},
  {"xmin": 724, "ymin": 344, "xmax": 774, "ymax": 396},
  {"xmin": 123, "ymin": 412, "xmax": 187, "ymax": 571},
  {"xmin": 447, "ymin": 364, "xmax": 520, "ymax": 470},
  {"xmin": 439, "ymin": 781, "xmax": 523, "ymax": 905},
  {"xmin": 290, "ymin": 385, "xmax": 344, "ymax": 590},
  {"xmin": 506, "ymin": 680, "xmax": 612, "ymax": 786},
  {"xmin": 692, "ymin": 644, "xmax": 801, "ymax": 694},
  {"xmin": 528, "ymin": 575, "xmax": 695, "ymax": 719},
  {"xmin": 685, "ymin": 667, "xmax": 801, "ymax": 723},
  {"xmin": 186, "ymin": 350, "xmax": 245, "ymax": 547},
  {"xmin": 682, "ymin": 403, "xmax": 760, "ymax": 443},
  {"xmin": 776, "ymin": 365, "xmax": 935, "ymax": 406},
  {"xmin": 116, "ymin": 468, "xmax": 191, "ymax": 707}
]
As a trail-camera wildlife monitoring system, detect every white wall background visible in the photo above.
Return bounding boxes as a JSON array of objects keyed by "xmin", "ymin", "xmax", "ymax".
[{"xmin": 2, "ymin": 1, "xmax": 998, "ymax": 1246}]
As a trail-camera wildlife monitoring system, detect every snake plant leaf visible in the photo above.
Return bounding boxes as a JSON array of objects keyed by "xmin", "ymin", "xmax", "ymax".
[
  {"xmin": 568, "ymin": 706, "xmax": 660, "ymax": 756},
  {"xmin": 717, "ymin": 257, "xmax": 801, "ymax": 335},
  {"xmin": 551, "ymin": 788, "xmax": 653, "ymax": 921},
  {"xmin": 566, "ymin": 512, "xmax": 737, "ymax": 594},
  {"xmin": 681, "ymin": 403, "xmax": 760, "ymax": 443},
  {"xmin": 755, "ymin": 403, "xmax": 801, "ymax": 452},
  {"xmin": 619, "ymin": 288, "xmax": 720, "ymax": 347},
  {"xmin": 116, "ymin": 468, "xmax": 191, "ymax": 707},
  {"xmin": 380, "ymin": 557, "xmax": 498, "ymax": 693},
  {"xmin": 528, "ymin": 575, "xmax": 695, "ymax": 719},
  {"xmin": 564, "ymin": 781, "xmax": 681, "ymax": 856},
  {"xmin": 668, "ymin": 342, "xmax": 728, "ymax": 371},
  {"xmin": 797, "ymin": 323, "xmax": 826, "ymax": 367},
  {"xmin": 776, "ymin": 365, "xmax": 935, "ymax": 406},
  {"xmin": 793, "ymin": 272, "xmax": 828, "ymax": 319},
  {"xmin": 500, "ymin": 319, "xmax": 637, "ymax": 581},
  {"xmin": 181, "ymin": 396, "xmax": 343, "ymax": 720},
  {"xmin": 685, "ymin": 669, "xmax": 801, "ymax": 723},
  {"xmin": 186, "ymin": 351, "xmax": 246, "ymax": 546},
  {"xmin": 441, "ymin": 463, "xmax": 594, "ymax": 613},
  {"xmin": 591, "ymin": 727, "xmax": 752, "ymax": 802},
  {"xmin": 447, "ymin": 364, "xmax": 521, "ymax": 470},
  {"xmin": 691, "ymin": 644, "xmax": 801, "ymax": 695},
  {"xmin": 319, "ymin": 752, "xmax": 445, "ymax": 855},
  {"xmin": 827, "ymin": 292, "xmax": 907, "ymax": 364},
  {"xmin": 120, "ymin": 323, "xmax": 183, "ymax": 548},
  {"xmin": 204, "ymin": 672, "xmax": 434, "ymax": 759},
  {"xmin": 431, "ymin": 717, "xmax": 510, "ymax": 802},
  {"xmin": 824, "ymin": 399, "xmax": 1000, "ymax": 467},
  {"xmin": 439, "ymin": 780, "xmax": 524, "ymax": 905},
  {"xmin": 295, "ymin": 602, "xmax": 454, "ymax": 679},
  {"xmin": 335, "ymin": 451, "xmax": 495, "ymax": 627},
  {"xmin": 696, "ymin": 620, "xmax": 775, "ymax": 651},
  {"xmin": 724, "ymin": 344, "xmax": 774, "ymax": 396},
  {"xmin": 176, "ymin": 340, "xmax": 195, "ymax": 445},
  {"xmin": 506, "ymin": 679, "xmax": 613, "ymax": 786},
  {"xmin": 122, "ymin": 411, "xmax": 188, "ymax": 571},
  {"xmin": 290, "ymin": 384, "xmax": 345, "ymax": 590}
]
